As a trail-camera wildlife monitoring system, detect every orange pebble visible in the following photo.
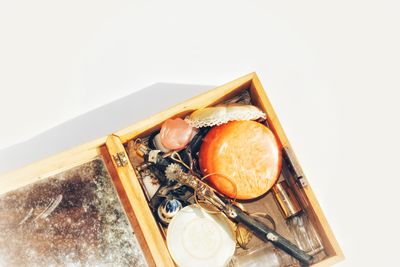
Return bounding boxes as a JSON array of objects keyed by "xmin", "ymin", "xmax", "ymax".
[{"xmin": 199, "ymin": 121, "xmax": 282, "ymax": 200}]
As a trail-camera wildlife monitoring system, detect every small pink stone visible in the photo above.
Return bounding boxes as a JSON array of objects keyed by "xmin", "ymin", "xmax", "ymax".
[{"xmin": 160, "ymin": 118, "xmax": 194, "ymax": 150}]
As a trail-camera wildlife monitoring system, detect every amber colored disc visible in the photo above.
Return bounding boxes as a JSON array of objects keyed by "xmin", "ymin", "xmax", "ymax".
[{"xmin": 199, "ymin": 121, "xmax": 282, "ymax": 200}]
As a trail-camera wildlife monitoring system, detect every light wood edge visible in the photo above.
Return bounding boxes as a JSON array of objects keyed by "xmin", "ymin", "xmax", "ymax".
[
  {"xmin": 105, "ymin": 134, "xmax": 175, "ymax": 267},
  {"xmin": 250, "ymin": 74, "xmax": 344, "ymax": 265},
  {"xmin": 99, "ymin": 145, "xmax": 157, "ymax": 267},
  {"xmin": 0, "ymin": 136, "xmax": 106, "ymax": 195},
  {"xmin": 115, "ymin": 72, "xmax": 256, "ymax": 142}
]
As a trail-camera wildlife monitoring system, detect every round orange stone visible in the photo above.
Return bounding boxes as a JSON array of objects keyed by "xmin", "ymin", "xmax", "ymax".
[{"xmin": 199, "ymin": 121, "xmax": 282, "ymax": 200}]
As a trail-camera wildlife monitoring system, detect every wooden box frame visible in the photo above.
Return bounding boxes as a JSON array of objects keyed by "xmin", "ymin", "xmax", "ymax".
[{"xmin": 0, "ymin": 73, "xmax": 344, "ymax": 266}]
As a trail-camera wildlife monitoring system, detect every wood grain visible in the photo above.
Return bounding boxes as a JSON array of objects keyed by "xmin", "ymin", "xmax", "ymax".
[
  {"xmin": 100, "ymin": 145, "xmax": 157, "ymax": 267},
  {"xmin": 105, "ymin": 134, "xmax": 175, "ymax": 267}
]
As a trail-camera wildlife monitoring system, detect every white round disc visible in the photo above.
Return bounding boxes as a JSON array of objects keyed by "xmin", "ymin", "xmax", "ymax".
[{"xmin": 166, "ymin": 205, "xmax": 236, "ymax": 267}]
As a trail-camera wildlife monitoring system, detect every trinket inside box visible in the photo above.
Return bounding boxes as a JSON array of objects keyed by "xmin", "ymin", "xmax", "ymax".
[
  {"xmin": 166, "ymin": 205, "xmax": 236, "ymax": 267},
  {"xmin": 157, "ymin": 198, "xmax": 183, "ymax": 225},
  {"xmin": 160, "ymin": 118, "xmax": 196, "ymax": 150},
  {"xmin": 199, "ymin": 120, "xmax": 282, "ymax": 199}
]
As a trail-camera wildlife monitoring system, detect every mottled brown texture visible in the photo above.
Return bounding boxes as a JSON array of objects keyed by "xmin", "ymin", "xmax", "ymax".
[{"xmin": 0, "ymin": 158, "xmax": 147, "ymax": 267}]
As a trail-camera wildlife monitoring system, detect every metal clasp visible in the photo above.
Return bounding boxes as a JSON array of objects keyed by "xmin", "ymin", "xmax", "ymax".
[
  {"xmin": 113, "ymin": 152, "xmax": 128, "ymax": 167},
  {"xmin": 266, "ymin": 232, "xmax": 279, "ymax": 242},
  {"xmin": 282, "ymin": 146, "xmax": 309, "ymax": 188}
]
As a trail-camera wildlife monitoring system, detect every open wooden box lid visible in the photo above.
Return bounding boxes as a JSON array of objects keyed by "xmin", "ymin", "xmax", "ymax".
[{"xmin": 0, "ymin": 73, "xmax": 344, "ymax": 267}]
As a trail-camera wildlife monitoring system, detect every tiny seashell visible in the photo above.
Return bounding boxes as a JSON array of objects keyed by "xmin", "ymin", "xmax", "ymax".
[{"xmin": 157, "ymin": 199, "xmax": 183, "ymax": 225}]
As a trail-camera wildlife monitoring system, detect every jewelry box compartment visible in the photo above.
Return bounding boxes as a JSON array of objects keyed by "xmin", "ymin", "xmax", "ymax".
[{"xmin": 116, "ymin": 74, "xmax": 343, "ymax": 267}]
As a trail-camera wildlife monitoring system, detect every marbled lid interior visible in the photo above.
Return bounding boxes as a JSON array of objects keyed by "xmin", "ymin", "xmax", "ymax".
[{"xmin": 0, "ymin": 158, "xmax": 147, "ymax": 267}]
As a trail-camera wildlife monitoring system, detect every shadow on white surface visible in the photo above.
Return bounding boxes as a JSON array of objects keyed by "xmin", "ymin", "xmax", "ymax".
[{"xmin": 0, "ymin": 83, "xmax": 212, "ymax": 175}]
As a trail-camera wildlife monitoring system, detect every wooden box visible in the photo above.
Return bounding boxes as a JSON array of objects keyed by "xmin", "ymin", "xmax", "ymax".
[{"xmin": 0, "ymin": 73, "xmax": 343, "ymax": 266}]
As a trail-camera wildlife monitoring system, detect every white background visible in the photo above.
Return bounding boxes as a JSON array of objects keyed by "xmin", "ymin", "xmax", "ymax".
[{"xmin": 1, "ymin": 1, "xmax": 399, "ymax": 266}]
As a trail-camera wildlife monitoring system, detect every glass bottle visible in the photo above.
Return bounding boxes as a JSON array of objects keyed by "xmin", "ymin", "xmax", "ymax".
[
  {"xmin": 232, "ymin": 243, "xmax": 297, "ymax": 267},
  {"xmin": 286, "ymin": 212, "xmax": 324, "ymax": 256},
  {"xmin": 273, "ymin": 180, "xmax": 324, "ymax": 256}
]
